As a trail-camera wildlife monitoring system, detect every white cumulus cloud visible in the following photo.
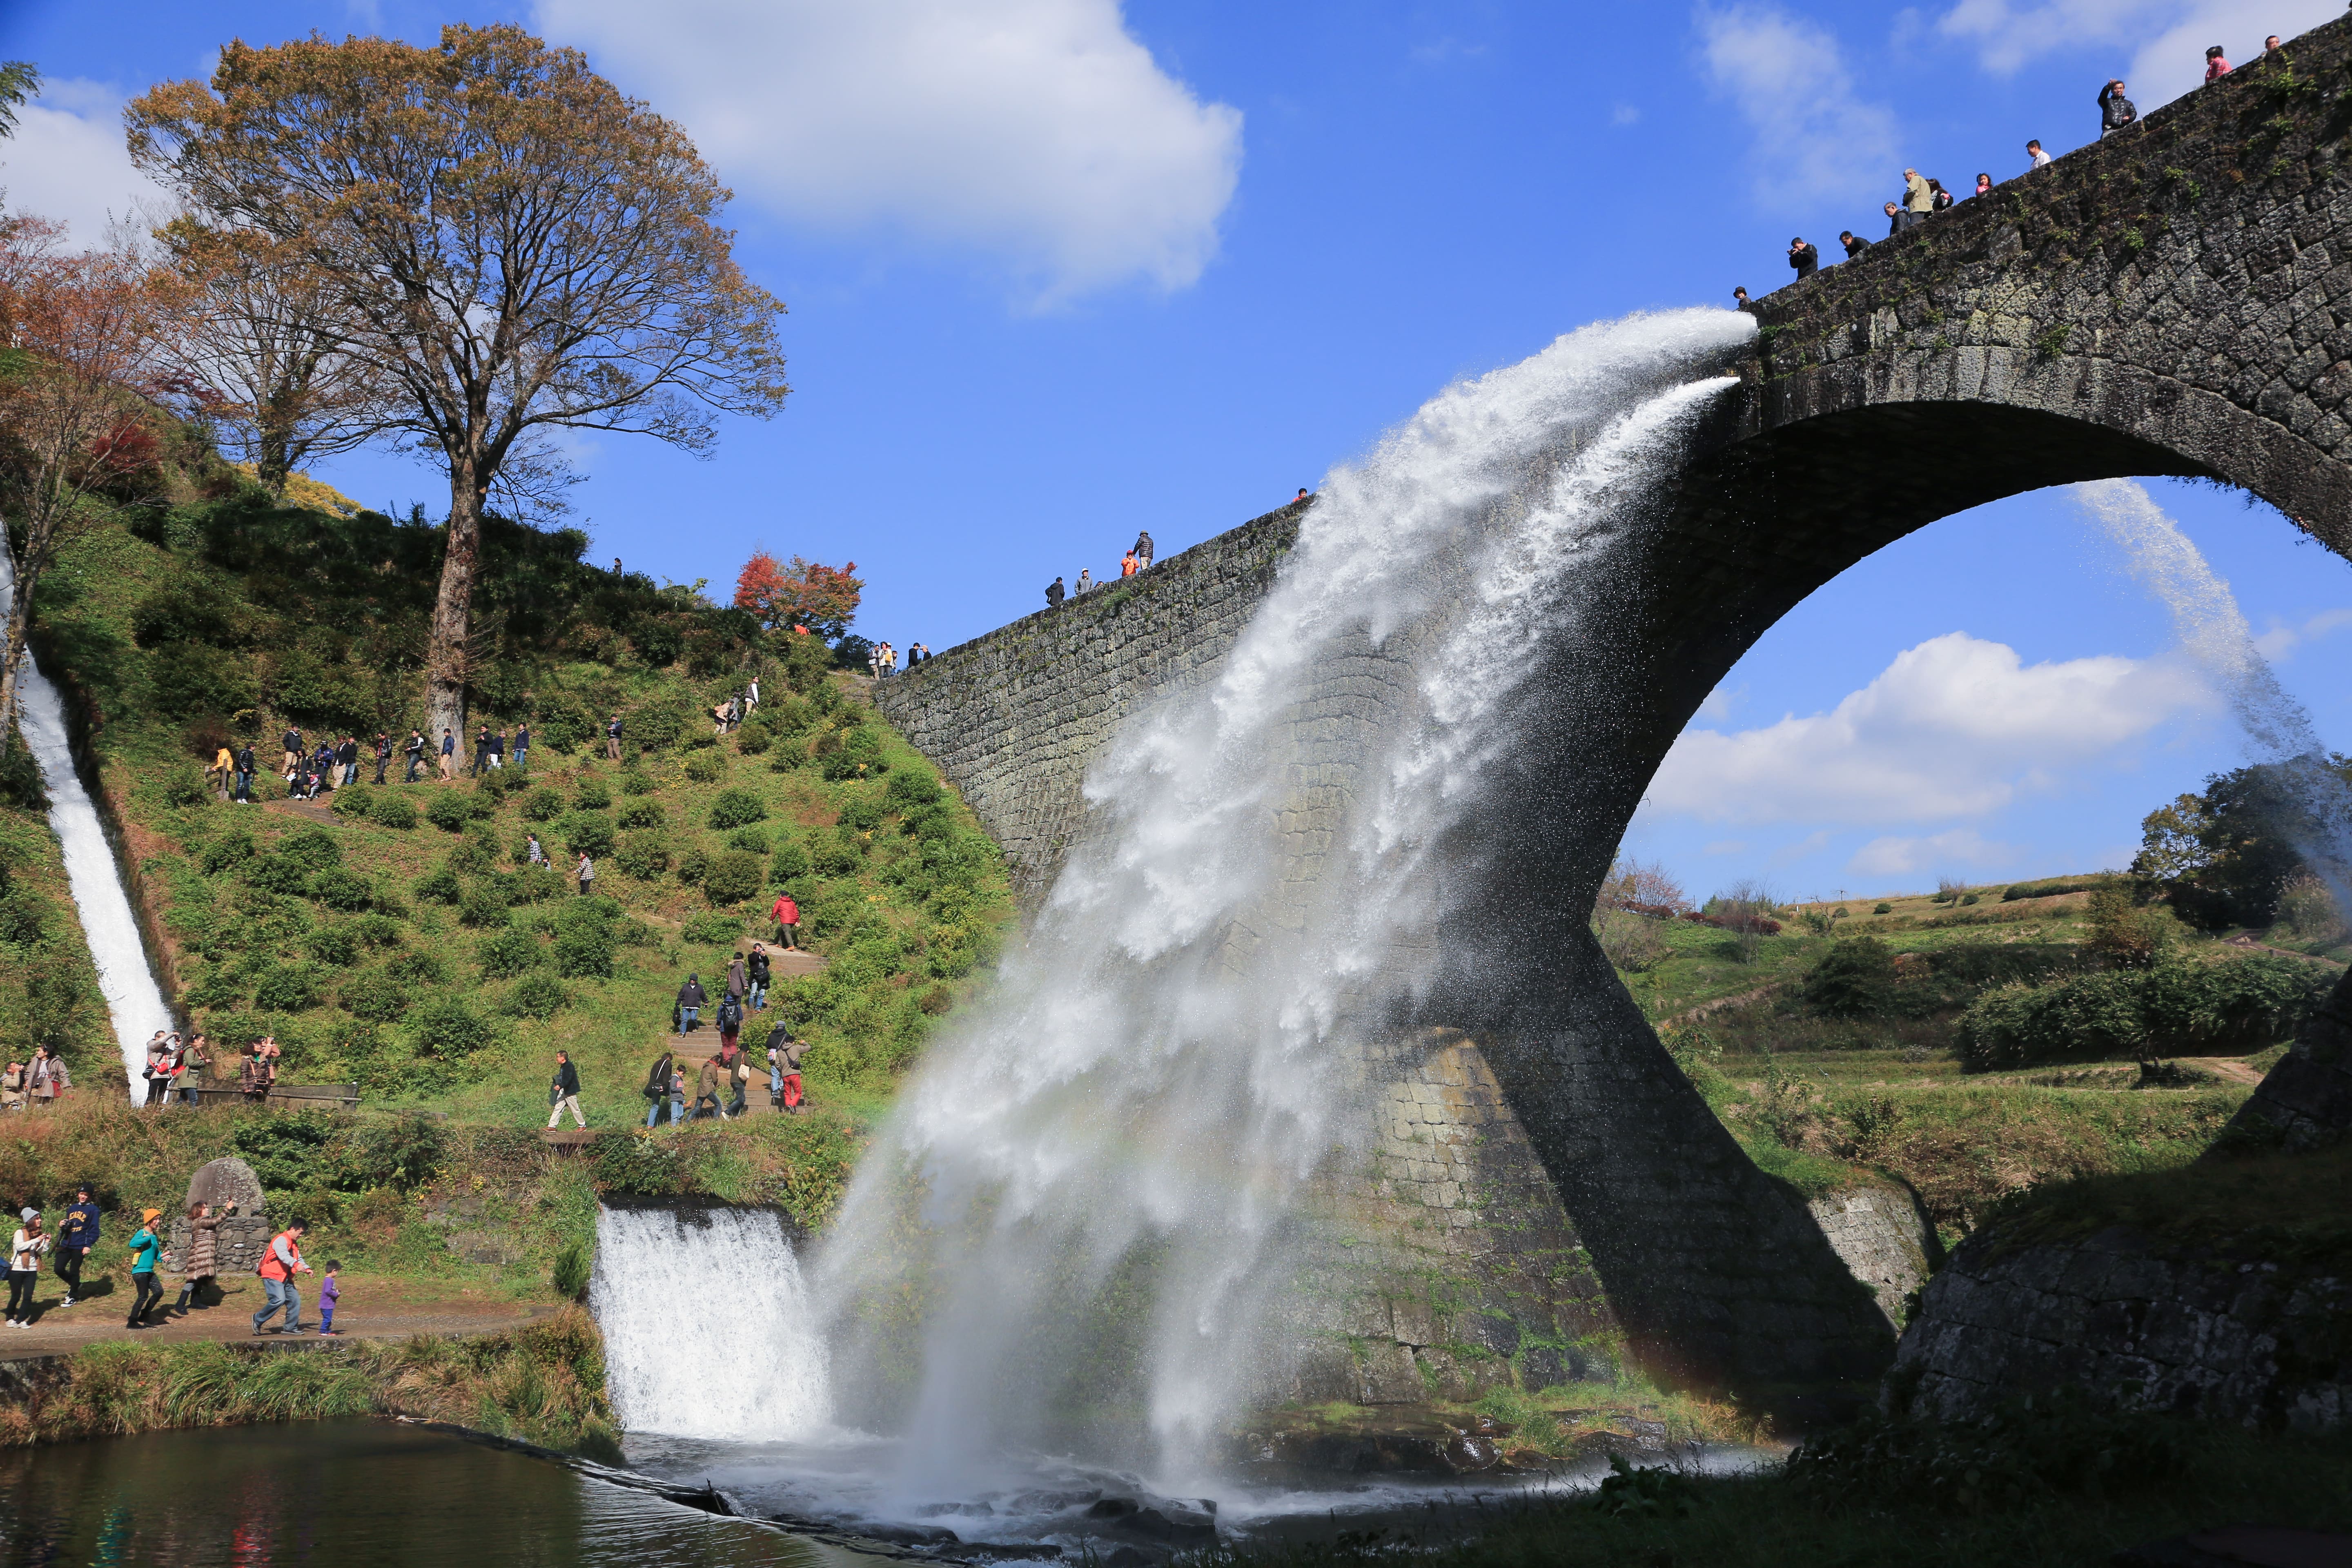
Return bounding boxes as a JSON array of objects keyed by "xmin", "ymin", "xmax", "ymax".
[
  {"xmin": 2251, "ymin": 606, "xmax": 2352, "ymax": 662},
  {"xmin": 534, "ymin": 0, "xmax": 1243, "ymax": 302},
  {"xmin": 1643, "ymin": 631, "xmax": 2208, "ymax": 827},
  {"xmin": 1695, "ymin": 4, "xmax": 1899, "ymax": 207},
  {"xmin": 0, "ymin": 79, "xmax": 172, "ymax": 250},
  {"xmin": 1847, "ymin": 827, "xmax": 2019, "ymax": 878},
  {"xmin": 1936, "ymin": 0, "xmax": 2339, "ymax": 108}
]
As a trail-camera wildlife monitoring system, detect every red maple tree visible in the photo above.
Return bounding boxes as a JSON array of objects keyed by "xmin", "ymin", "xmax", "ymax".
[{"xmin": 733, "ymin": 551, "xmax": 863, "ymax": 641}]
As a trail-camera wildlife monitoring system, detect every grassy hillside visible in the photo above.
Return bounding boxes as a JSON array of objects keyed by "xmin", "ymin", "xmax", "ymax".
[
  {"xmin": 1608, "ymin": 879, "xmax": 2344, "ymax": 1245},
  {"xmin": 25, "ymin": 486, "xmax": 1014, "ymax": 1131},
  {"xmin": 0, "ymin": 777, "xmax": 110, "ymax": 1076}
]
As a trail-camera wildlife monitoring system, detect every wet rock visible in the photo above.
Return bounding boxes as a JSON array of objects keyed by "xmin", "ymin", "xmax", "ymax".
[
  {"xmin": 859, "ymin": 1523, "xmax": 962, "ymax": 1546},
  {"xmin": 1121, "ymin": 1505, "xmax": 1216, "ymax": 1546},
  {"xmin": 2114, "ymin": 1524, "xmax": 2352, "ymax": 1566},
  {"xmin": 1084, "ymin": 1498, "xmax": 1139, "ymax": 1520},
  {"xmin": 1009, "ymin": 1490, "xmax": 1101, "ymax": 1513}
]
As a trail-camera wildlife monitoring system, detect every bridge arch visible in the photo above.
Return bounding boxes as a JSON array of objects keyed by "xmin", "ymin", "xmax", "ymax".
[{"xmin": 878, "ymin": 23, "xmax": 2352, "ymax": 1395}]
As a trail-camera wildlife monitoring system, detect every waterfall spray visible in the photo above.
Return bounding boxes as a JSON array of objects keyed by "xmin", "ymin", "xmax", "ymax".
[
  {"xmin": 0, "ymin": 554, "xmax": 173, "ymax": 1100},
  {"xmin": 2074, "ymin": 480, "xmax": 2352, "ymax": 912},
  {"xmin": 807, "ymin": 308, "xmax": 1755, "ymax": 1490}
]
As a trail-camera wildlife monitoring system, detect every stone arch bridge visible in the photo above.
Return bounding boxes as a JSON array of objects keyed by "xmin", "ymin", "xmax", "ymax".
[{"xmin": 876, "ymin": 24, "xmax": 2352, "ymax": 1401}]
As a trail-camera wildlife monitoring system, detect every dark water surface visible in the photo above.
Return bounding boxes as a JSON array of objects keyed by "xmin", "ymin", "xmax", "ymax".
[{"xmin": 0, "ymin": 1422, "xmax": 873, "ymax": 1568}]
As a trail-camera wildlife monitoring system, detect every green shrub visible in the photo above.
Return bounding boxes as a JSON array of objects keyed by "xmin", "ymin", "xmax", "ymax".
[
  {"xmin": 253, "ymin": 962, "xmax": 322, "ymax": 1012},
  {"xmin": 459, "ymin": 880, "xmax": 511, "ymax": 929},
  {"xmin": 552, "ymin": 927, "xmax": 615, "ymax": 980},
  {"xmin": 574, "ymin": 777, "xmax": 612, "ymax": 811},
  {"xmin": 425, "ymin": 792, "xmax": 474, "ymax": 833},
  {"xmin": 616, "ymin": 799, "xmax": 665, "ymax": 829},
  {"xmin": 684, "ymin": 751, "xmax": 726, "ymax": 785},
  {"xmin": 521, "ymin": 787, "xmax": 565, "ymax": 822},
  {"xmin": 614, "ymin": 831, "xmax": 671, "ymax": 881},
  {"xmin": 820, "ymin": 727, "xmax": 886, "ymax": 781},
  {"xmin": 770, "ymin": 841, "xmax": 811, "ymax": 881},
  {"xmin": 310, "ymin": 868, "xmax": 375, "ymax": 913},
  {"xmin": 1873, "ymin": 902, "xmax": 1893, "ymax": 915},
  {"xmin": 246, "ymin": 855, "xmax": 311, "ymax": 897},
  {"xmin": 1958, "ymin": 955, "xmax": 2334, "ymax": 1071},
  {"xmin": 478, "ymin": 926, "xmax": 543, "ymax": 979},
  {"xmin": 702, "ymin": 849, "xmax": 764, "ymax": 906},
  {"xmin": 340, "ymin": 968, "xmax": 412, "ymax": 1023},
  {"xmin": 708, "ymin": 789, "xmax": 766, "ymax": 829},
  {"xmin": 835, "ymin": 793, "xmax": 885, "ymax": 831},
  {"xmin": 386, "ymin": 950, "xmax": 448, "ymax": 985},
  {"xmin": 534, "ymin": 699, "xmax": 594, "ymax": 755},
  {"xmin": 884, "ymin": 771, "xmax": 941, "ymax": 811},
  {"xmin": 370, "ymin": 793, "xmax": 418, "ymax": 830},
  {"xmin": 1802, "ymin": 938, "xmax": 1899, "ymax": 1018},
  {"xmin": 620, "ymin": 769, "xmax": 658, "ymax": 796},
  {"xmin": 1961, "ymin": 892, "xmax": 1981, "ymax": 906},
  {"xmin": 552, "ymin": 1239, "xmax": 593, "ymax": 1300},
  {"xmin": 507, "ymin": 973, "xmax": 570, "ymax": 1019},
  {"xmin": 278, "ymin": 828, "xmax": 344, "ymax": 872},
  {"xmin": 562, "ymin": 811, "xmax": 615, "ymax": 859},
  {"xmin": 408, "ymin": 996, "xmax": 498, "ymax": 1059},
  {"xmin": 148, "ymin": 643, "xmax": 258, "ymax": 717},
  {"xmin": 810, "ymin": 834, "xmax": 860, "ymax": 877},
  {"xmin": 677, "ymin": 846, "xmax": 710, "ymax": 886},
  {"xmin": 348, "ymin": 913, "xmax": 404, "ymax": 948},
  {"xmin": 768, "ymin": 742, "xmax": 806, "ymax": 773},
  {"xmin": 307, "ymin": 924, "xmax": 360, "ymax": 967},
  {"xmin": 414, "ymin": 864, "xmax": 463, "ymax": 905},
  {"xmin": 200, "ymin": 828, "xmax": 257, "ymax": 874},
  {"xmin": 682, "ymin": 911, "xmax": 741, "ymax": 945},
  {"xmin": 735, "ymin": 720, "xmax": 772, "ymax": 755},
  {"xmin": 628, "ymin": 699, "xmax": 690, "ymax": 752},
  {"xmin": 726, "ymin": 826, "xmax": 768, "ymax": 854},
  {"xmin": 330, "ymin": 784, "xmax": 374, "ymax": 822},
  {"xmin": 2002, "ymin": 876, "xmax": 2111, "ymax": 902}
]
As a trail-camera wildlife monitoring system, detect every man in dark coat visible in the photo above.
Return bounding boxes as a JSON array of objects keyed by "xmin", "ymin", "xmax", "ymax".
[
  {"xmin": 1045, "ymin": 576, "xmax": 1066, "ymax": 609},
  {"xmin": 1786, "ymin": 237, "xmax": 1818, "ymax": 279},
  {"xmin": 56, "ymin": 1184, "xmax": 99, "ymax": 1305},
  {"xmin": 675, "ymin": 975, "xmax": 708, "ymax": 1033},
  {"xmin": 2099, "ymin": 78, "xmax": 2137, "ymax": 134}
]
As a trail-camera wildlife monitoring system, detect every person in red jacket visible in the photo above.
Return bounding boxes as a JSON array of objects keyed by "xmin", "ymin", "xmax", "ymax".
[{"xmin": 771, "ymin": 893, "xmax": 800, "ymax": 951}]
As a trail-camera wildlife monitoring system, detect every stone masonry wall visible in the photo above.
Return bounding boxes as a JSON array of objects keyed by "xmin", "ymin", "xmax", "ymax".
[{"xmin": 1891, "ymin": 1228, "xmax": 2350, "ymax": 1432}]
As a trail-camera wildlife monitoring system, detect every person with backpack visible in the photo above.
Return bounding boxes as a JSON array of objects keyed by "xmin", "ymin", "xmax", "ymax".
[
  {"xmin": 716, "ymin": 992, "xmax": 744, "ymax": 1056},
  {"xmin": 768, "ymin": 1022, "xmax": 808, "ymax": 1114},
  {"xmin": 725, "ymin": 953, "xmax": 748, "ymax": 1008},
  {"xmin": 125, "ymin": 1209, "xmax": 166, "ymax": 1329},
  {"xmin": 373, "ymin": 732, "xmax": 392, "ymax": 784},
  {"xmin": 546, "ymin": 1050, "xmax": 584, "ymax": 1129},
  {"xmin": 252, "ymin": 1222, "xmax": 311, "ymax": 1334},
  {"xmin": 675, "ymin": 974, "xmax": 707, "ymax": 1033},
  {"xmin": 642, "ymin": 1047, "xmax": 676, "ymax": 1127}
]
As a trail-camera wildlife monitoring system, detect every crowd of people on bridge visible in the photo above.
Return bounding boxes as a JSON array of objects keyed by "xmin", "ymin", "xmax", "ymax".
[{"xmin": 1750, "ymin": 33, "xmax": 2291, "ymax": 304}]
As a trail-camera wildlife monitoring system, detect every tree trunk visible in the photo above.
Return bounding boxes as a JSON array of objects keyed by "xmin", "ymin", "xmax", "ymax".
[{"xmin": 423, "ymin": 468, "xmax": 486, "ymax": 744}]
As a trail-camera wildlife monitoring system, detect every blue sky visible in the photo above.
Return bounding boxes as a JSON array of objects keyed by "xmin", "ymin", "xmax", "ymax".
[{"xmin": 3, "ymin": 0, "xmax": 2346, "ymax": 902}]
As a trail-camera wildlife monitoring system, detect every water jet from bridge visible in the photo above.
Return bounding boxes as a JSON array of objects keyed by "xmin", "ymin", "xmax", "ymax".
[{"xmin": 797, "ymin": 309, "xmax": 1756, "ymax": 1488}]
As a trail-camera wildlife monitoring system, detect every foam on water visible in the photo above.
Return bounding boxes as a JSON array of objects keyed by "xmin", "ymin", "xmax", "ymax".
[
  {"xmin": 591, "ymin": 1205, "xmax": 831, "ymax": 1440},
  {"xmin": 0, "ymin": 552, "xmax": 174, "ymax": 1100}
]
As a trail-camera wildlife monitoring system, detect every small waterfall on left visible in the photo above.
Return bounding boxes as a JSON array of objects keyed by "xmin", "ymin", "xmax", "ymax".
[
  {"xmin": 0, "ymin": 553, "xmax": 174, "ymax": 1101},
  {"xmin": 590, "ymin": 1204, "xmax": 832, "ymax": 1439}
]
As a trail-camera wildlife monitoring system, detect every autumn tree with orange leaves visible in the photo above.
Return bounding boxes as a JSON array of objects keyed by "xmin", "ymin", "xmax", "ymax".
[
  {"xmin": 0, "ymin": 218, "xmax": 167, "ymax": 734},
  {"xmin": 734, "ymin": 552, "xmax": 864, "ymax": 642}
]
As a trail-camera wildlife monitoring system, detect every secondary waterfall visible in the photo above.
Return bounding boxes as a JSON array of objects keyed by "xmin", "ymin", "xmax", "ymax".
[
  {"xmin": 0, "ymin": 554, "xmax": 174, "ymax": 1100},
  {"xmin": 803, "ymin": 308, "xmax": 1756, "ymax": 1488},
  {"xmin": 2075, "ymin": 480, "xmax": 2352, "ymax": 909},
  {"xmin": 590, "ymin": 1205, "xmax": 831, "ymax": 1439}
]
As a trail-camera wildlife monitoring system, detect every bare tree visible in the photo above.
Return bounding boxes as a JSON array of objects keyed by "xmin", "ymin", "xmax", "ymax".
[
  {"xmin": 0, "ymin": 221, "xmax": 165, "ymax": 731},
  {"xmin": 129, "ymin": 24, "xmax": 789, "ymax": 737},
  {"xmin": 147, "ymin": 221, "xmax": 391, "ymax": 498}
]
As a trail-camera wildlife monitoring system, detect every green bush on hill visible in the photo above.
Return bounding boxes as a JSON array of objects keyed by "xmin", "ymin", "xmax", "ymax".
[{"xmin": 1957, "ymin": 955, "xmax": 2334, "ymax": 1071}]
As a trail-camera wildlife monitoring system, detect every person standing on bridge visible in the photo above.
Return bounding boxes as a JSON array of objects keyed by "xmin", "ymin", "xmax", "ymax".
[
  {"xmin": 1074, "ymin": 568, "xmax": 1095, "ymax": 596},
  {"xmin": 1974, "ymin": 172, "xmax": 1993, "ymax": 198},
  {"xmin": 1045, "ymin": 576, "xmax": 1066, "ymax": 609},
  {"xmin": 1902, "ymin": 168, "xmax": 1932, "ymax": 226},
  {"xmin": 1134, "ymin": 531, "xmax": 1154, "ymax": 570},
  {"xmin": 2027, "ymin": 138, "xmax": 2050, "ymax": 169},
  {"xmin": 1786, "ymin": 237, "xmax": 1818, "ymax": 279},
  {"xmin": 1840, "ymin": 231, "xmax": 1869, "ymax": 259},
  {"xmin": 2100, "ymin": 79, "xmax": 2137, "ymax": 135},
  {"xmin": 2205, "ymin": 45, "xmax": 2232, "ymax": 81}
]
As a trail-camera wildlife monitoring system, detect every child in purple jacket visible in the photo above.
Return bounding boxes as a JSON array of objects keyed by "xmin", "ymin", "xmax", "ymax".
[{"xmin": 318, "ymin": 1262, "xmax": 341, "ymax": 1335}]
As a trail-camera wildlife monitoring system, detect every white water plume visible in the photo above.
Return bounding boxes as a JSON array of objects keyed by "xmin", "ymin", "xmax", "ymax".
[
  {"xmin": 0, "ymin": 552, "xmax": 173, "ymax": 1100},
  {"xmin": 591, "ymin": 1205, "xmax": 831, "ymax": 1440},
  {"xmin": 808, "ymin": 308, "xmax": 1755, "ymax": 1487},
  {"xmin": 2074, "ymin": 479, "xmax": 2352, "ymax": 909}
]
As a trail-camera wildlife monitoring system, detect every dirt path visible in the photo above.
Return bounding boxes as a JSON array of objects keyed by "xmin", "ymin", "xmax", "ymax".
[
  {"xmin": 1655, "ymin": 982, "xmax": 1782, "ymax": 1031},
  {"xmin": 0, "ymin": 1275, "xmax": 556, "ymax": 1361}
]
